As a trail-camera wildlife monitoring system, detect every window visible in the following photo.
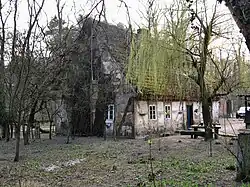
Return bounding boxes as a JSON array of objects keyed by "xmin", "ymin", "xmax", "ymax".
[
  {"xmin": 107, "ymin": 104, "xmax": 114, "ymax": 120},
  {"xmin": 149, "ymin": 105, "xmax": 157, "ymax": 120},
  {"xmin": 165, "ymin": 105, "xmax": 171, "ymax": 119}
]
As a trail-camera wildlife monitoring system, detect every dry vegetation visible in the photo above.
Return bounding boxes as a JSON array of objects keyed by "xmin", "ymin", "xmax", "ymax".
[{"xmin": 0, "ymin": 135, "xmax": 244, "ymax": 187}]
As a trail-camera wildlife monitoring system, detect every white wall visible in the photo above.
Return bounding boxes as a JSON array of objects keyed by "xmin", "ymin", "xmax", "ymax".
[
  {"xmin": 170, "ymin": 101, "xmax": 186, "ymax": 129},
  {"xmin": 193, "ymin": 101, "xmax": 220, "ymax": 123},
  {"xmin": 134, "ymin": 100, "xmax": 220, "ymax": 136},
  {"xmin": 212, "ymin": 102, "xmax": 219, "ymax": 122},
  {"xmin": 134, "ymin": 100, "xmax": 187, "ymax": 135}
]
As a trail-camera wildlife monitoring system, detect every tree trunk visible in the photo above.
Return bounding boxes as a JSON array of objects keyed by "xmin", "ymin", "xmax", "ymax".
[
  {"xmin": 6, "ymin": 123, "xmax": 10, "ymax": 142},
  {"xmin": 113, "ymin": 122, "xmax": 116, "ymax": 141},
  {"xmin": 23, "ymin": 124, "xmax": 27, "ymax": 145},
  {"xmin": 2, "ymin": 123, "xmax": 5, "ymax": 139},
  {"xmin": 49, "ymin": 120, "xmax": 52, "ymax": 140},
  {"xmin": 24, "ymin": 100, "xmax": 38, "ymax": 145},
  {"xmin": 202, "ymin": 98, "xmax": 213, "ymax": 141},
  {"xmin": 14, "ymin": 124, "xmax": 20, "ymax": 162},
  {"xmin": 93, "ymin": 77, "xmax": 107, "ymax": 137},
  {"xmin": 31, "ymin": 127, "xmax": 34, "ymax": 139},
  {"xmin": 35, "ymin": 122, "xmax": 41, "ymax": 139},
  {"xmin": 0, "ymin": 99, "xmax": 4, "ymax": 140},
  {"xmin": 93, "ymin": 105, "xmax": 105, "ymax": 137},
  {"xmin": 118, "ymin": 97, "xmax": 133, "ymax": 136},
  {"xmin": 65, "ymin": 101, "xmax": 73, "ymax": 144},
  {"xmin": 66, "ymin": 121, "xmax": 71, "ymax": 144},
  {"xmin": 24, "ymin": 125, "xmax": 30, "ymax": 145},
  {"xmin": 236, "ymin": 130, "xmax": 250, "ymax": 182},
  {"xmin": 10, "ymin": 124, "xmax": 13, "ymax": 138}
]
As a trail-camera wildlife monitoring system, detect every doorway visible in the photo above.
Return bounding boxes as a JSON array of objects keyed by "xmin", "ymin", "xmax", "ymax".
[{"xmin": 186, "ymin": 104, "xmax": 193, "ymax": 129}]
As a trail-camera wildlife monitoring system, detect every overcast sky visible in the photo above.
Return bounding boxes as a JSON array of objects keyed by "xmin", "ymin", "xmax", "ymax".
[
  {"xmin": 16, "ymin": 0, "xmax": 231, "ymax": 29},
  {"xmin": 12, "ymin": 0, "xmax": 248, "ymax": 56}
]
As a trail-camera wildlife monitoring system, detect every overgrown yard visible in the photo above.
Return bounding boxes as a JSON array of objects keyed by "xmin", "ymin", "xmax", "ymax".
[{"xmin": 0, "ymin": 135, "xmax": 245, "ymax": 187}]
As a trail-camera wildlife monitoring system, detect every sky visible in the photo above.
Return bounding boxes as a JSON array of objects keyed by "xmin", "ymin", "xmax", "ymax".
[
  {"xmin": 8, "ymin": 0, "xmax": 249, "ymax": 57},
  {"xmin": 15, "ymin": 0, "xmax": 232, "ymax": 29},
  {"xmin": 17, "ymin": 0, "xmax": 151, "ymax": 28}
]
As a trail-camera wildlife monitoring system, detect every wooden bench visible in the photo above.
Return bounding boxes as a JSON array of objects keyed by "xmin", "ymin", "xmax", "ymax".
[{"xmin": 180, "ymin": 130, "xmax": 205, "ymax": 139}]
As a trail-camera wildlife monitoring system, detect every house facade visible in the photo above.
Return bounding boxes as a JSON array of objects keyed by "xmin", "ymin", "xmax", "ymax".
[
  {"xmin": 106, "ymin": 97, "xmax": 220, "ymax": 137},
  {"xmin": 52, "ymin": 19, "xmax": 220, "ymax": 138},
  {"xmin": 133, "ymin": 100, "xmax": 219, "ymax": 136}
]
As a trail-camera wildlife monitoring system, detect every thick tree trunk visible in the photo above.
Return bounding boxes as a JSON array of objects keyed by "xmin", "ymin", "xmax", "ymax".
[
  {"xmin": 23, "ymin": 124, "xmax": 27, "ymax": 144},
  {"xmin": 24, "ymin": 125, "xmax": 30, "ymax": 145},
  {"xmin": 14, "ymin": 124, "xmax": 20, "ymax": 162},
  {"xmin": 93, "ymin": 105, "xmax": 105, "ymax": 137},
  {"xmin": 200, "ymin": 74, "xmax": 213, "ymax": 141},
  {"xmin": 118, "ymin": 97, "xmax": 133, "ymax": 136},
  {"xmin": 236, "ymin": 130, "xmax": 250, "ymax": 182},
  {"xmin": 65, "ymin": 101, "xmax": 73, "ymax": 144},
  {"xmin": 93, "ymin": 75, "xmax": 107, "ymax": 137},
  {"xmin": 24, "ymin": 100, "xmax": 38, "ymax": 145},
  {"xmin": 222, "ymin": 0, "xmax": 250, "ymax": 51},
  {"xmin": 10, "ymin": 124, "xmax": 13, "ymax": 138},
  {"xmin": 202, "ymin": 99, "xmax": 213, "ymax": 141}
]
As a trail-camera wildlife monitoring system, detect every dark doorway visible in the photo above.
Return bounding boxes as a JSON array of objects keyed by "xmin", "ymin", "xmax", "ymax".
[{"xmin": 186, "ymin": 104, "xmax": 193, "ymax": 129}]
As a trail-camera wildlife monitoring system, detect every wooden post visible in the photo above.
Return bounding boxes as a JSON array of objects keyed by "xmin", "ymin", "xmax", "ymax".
[{"xmin": 236, "ymin": 129, "xmax": 250, "ymax": 181}]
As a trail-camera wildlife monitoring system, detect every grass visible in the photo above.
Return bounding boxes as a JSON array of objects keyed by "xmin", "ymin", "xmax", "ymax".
[
  {"xmin": 0, "ymin": 135, "xmax": 248, "ymax": 187},
  {"xmin": 128, "ymin": 154, "xmax": 235, "ymax": 187}
]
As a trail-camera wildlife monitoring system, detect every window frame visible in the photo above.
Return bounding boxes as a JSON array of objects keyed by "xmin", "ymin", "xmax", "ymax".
[
  {"xmin": 165, "ymin": 105, "xmax": 171, "ymax": 119},
  {"xmin": 107, "ymin": 104, "xmax": 115, "ymax": 120},
  {"xmin": 149, "ymin": 105, "xmax": 157, "ymax": 120}
]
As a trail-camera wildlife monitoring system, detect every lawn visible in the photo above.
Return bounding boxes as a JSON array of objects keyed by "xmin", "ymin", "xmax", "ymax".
[{"xmin": 0, "ymin": 135, "xmax": 246, "ymax": 187}]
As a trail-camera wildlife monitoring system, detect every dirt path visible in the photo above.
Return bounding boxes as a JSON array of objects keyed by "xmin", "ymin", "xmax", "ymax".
[{"xmin": 219, "ymin": 118, "xmax": 245, "ymax": 136}]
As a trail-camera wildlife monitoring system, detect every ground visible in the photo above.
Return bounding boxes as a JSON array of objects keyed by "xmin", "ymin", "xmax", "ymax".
[
  {"xmin": 219, "ymin": 118, "xmax": 245, "ymax": 136},
  {"xmin": 0, "ymin": 118, "xmax": 248, "ymax": 187}
]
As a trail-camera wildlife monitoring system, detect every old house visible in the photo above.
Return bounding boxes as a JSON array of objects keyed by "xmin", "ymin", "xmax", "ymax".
[
  {"xmin": 53, "ymin": 19, "xmax": 220, "ymax": 138},
  {"xmin": 132, "ymin": 96, "xmax": 219, "ymax": 136}
]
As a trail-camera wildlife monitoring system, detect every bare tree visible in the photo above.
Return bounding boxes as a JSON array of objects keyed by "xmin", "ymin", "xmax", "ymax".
[
  {"xmin": 5, "ymin": 0, "xmax": 46, "ymax": 162},
  {"xmin": 167, "ymin": 0, "xmax": 244, "ymax": 140},
  {"xmin": 0, "ymin": 0, "xmax": 12, "ymax": 141}
]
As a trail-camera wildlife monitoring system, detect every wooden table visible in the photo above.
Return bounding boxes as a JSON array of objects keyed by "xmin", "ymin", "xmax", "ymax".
[{"xmin": 192, "ymin": 124, "xmax": 221, "ymax": 139}]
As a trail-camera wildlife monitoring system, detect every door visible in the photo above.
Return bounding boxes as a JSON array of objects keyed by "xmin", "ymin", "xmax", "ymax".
[
  {"xmin": 105, "ymin": 104, "xmax": 114, "ymax": 135},
  {"xmin": 186, "ymin": 104, "xmax": 193, "ymax": 129}
]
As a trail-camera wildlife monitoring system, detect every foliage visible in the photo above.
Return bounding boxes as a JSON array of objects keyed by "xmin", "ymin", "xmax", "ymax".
[
  {"xmin": 126, "ymin": 7, "xmax": 199, "ymax": 99},
  {"xmin": 127, "ymin": 0, "xmax": 249, "ymax": 101}
]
